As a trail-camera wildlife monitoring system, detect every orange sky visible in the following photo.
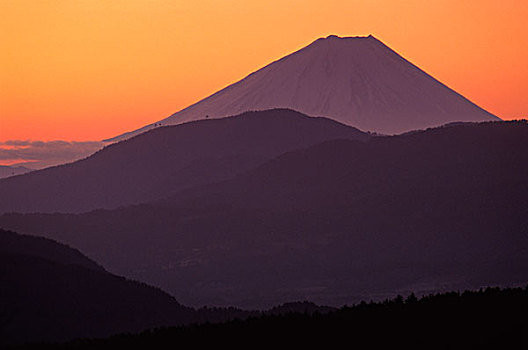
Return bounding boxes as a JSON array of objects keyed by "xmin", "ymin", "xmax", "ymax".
[{"xmin": 1, "ymin": 0, "xmax": 527, "ymax": 142}]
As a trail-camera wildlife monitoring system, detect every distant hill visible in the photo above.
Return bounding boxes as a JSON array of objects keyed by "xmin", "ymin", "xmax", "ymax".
[
  {"xmin": 0, "ymin": 165, "xmax": 31, "ymax": 179},
  {"xmin": 108, "ymin": 34, "xmax": 498, "ymax": 142},
  {"xmin": 2, "ymin": 121, "xmax": 526, "ymax": 309},
  {"xmin": 0, "ymin": 109, "xmax": 368, "ymax": 214}
]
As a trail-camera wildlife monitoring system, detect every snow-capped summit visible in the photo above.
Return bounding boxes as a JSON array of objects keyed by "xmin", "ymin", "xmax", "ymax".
[{"xmin": 108, "ymin": 35, "xmax": 498, "ymax": 141}]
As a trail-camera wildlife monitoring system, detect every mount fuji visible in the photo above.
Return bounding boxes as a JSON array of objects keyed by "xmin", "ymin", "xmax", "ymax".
[{"xmin": 108, "ymin": 34, "xmax": 498, "ymax": 142}]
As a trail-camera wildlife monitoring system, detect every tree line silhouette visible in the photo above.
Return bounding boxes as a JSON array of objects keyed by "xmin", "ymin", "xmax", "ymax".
[{"xmin": 13, "ymin": 286, "xmax": 528, "ymax": 349}]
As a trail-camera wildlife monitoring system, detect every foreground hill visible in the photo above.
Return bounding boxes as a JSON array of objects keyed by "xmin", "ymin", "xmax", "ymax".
[
  {"xmin": 0, "ymin": 229, "xmax": 254, "ymax": 345},
  {"xmin": 2, "ymin": 121, "xmax": 527, "ymax": 308},
  {"xmin": 0, "ymin": 109, "xmax": 368, "ymax": 214},
  {"xmin": 0, "ymin": 229, "xmax": 103, "ymax": 271},
  {"xmin": 14, "ymin": 287, "xmax": 528, "ymax": 349},
  {"xmin": 109, "ymin": 34, "xmax": 498, "ymax": 141}
]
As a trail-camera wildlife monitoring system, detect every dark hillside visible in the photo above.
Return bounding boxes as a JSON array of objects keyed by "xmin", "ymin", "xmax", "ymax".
[
  {"xmin": 0, "ymin": 230, "xmax": 252, "ymax": 345},
  {"xmin": 13, "ymin": 287, "xmax": 528, "ymax": 350}
]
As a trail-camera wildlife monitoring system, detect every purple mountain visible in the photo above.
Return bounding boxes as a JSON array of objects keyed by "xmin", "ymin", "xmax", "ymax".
[
  {"xmin": 108, "ymin": 35, "xmax": 498, "ymax": 141},
  {"xmin": 0, "ymin": 109, "xmax": 368, "ymax": 214}
]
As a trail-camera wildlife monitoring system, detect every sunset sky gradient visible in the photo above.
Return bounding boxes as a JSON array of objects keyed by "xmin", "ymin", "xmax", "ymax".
[{"xmin": 1, "ymin": 0, "xmax": 527, "ymax": 143}]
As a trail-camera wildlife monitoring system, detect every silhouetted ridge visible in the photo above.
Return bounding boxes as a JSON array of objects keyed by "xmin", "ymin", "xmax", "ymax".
[
  {"xmin": 0, "ymin": 229, "xmax": 261, "ymax": 345},
  {"xmin": 14, "ymin": 287, "xmax": 528, "ymax": 349},
  {"xmin": 0, "ymin": 229, "xmax": 200, "ymax": 344},
  {"xmin": 0, "ymin": 229, "xmax": 103, "ymax": 271},
  {"xmin": 0, "ymin": 165, "xmax": 31, "ymax": 179},
  {"xmin": 0, "ymin": 109, "xmax": 368, "ymax": 214}
]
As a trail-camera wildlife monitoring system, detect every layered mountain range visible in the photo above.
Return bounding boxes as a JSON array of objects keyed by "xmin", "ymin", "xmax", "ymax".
[
  {"xmin": 2, "ymin": 118, "xmax": 526, "ymax": 309},
  {"xmin": 1, "ymin": 34, "xmax": 523, "ymax": 344}
]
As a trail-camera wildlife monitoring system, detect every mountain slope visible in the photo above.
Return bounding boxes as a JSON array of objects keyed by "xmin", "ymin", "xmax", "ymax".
[
  {"xmin": 0, "ymin": 229, "xmax": 103, "ymax": 271},
  {"xmin": 2, "ymin": 121, "xmax": 526, "ymax": 308},
  {"xmin": 0, "ymin": 109, "xmax": 368, "ymax": 214},
  {"xmin": 0, "ymin": 229, "xmax": 201, "ymax": 345},
  {"xmin": 109, "ymin": 35, "xmax": 498, "ymax": 141},
  {"xmin": 0, "ymin": 165, "xmax": 31, "ymax": 179}
]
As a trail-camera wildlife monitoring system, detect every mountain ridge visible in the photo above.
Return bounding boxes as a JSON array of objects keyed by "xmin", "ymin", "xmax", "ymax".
[
  {"xmin": 0, "ymin": 109, "xmax": 368, "ymax": 214},
  {"xmin": 0, "ymin": 229, "xmax": 198, "ymax": 344},
  {"xmin": 0, "ymin": 165, "xmax": 31, "ymax": 179}
]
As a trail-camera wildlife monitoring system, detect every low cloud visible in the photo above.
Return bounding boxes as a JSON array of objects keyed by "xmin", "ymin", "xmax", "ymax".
[{"xmin": 0, "ymin": 140, "xmax": 104, "ymax": 169}]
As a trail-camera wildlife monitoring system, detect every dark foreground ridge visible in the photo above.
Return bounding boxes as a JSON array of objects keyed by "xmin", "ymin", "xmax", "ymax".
[
  {"xmin": 12, "ymin": 286, "xmax": 528, "ymax": 349},
  {"xmin": 0, "ymin": 229, "xmax": 254, "ymax": 345}
]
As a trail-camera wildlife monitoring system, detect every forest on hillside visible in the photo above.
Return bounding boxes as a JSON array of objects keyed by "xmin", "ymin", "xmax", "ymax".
[{"xmin": 12, "ymin": 286, "xmax": 528, "ymax": 349}]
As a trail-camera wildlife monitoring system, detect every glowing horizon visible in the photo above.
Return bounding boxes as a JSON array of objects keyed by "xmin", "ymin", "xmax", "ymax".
[{"xmin": 1, "ymin": 0, "xmax": 527, "ymax": 143}]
